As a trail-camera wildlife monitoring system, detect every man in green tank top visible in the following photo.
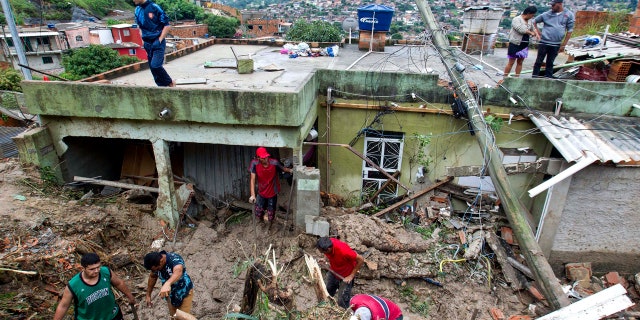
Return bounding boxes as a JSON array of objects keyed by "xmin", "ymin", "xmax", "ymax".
[{"xmin": 54, "ymin": 253, "xmax": 137, "ymax": 320}]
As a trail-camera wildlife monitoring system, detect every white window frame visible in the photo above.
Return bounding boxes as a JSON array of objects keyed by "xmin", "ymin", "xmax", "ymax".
[{"xmin": 361, "ymin": 131, "xmax": 404, "ymax": 204}]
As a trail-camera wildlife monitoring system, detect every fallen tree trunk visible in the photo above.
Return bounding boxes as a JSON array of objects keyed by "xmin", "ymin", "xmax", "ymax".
[{"xmin": 304, "ymin": 254, "xmax": 331, "ymax": 303}]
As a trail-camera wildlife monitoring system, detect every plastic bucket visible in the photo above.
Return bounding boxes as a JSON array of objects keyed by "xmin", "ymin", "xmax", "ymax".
[{"xmin": 626, "ymin": 75, "xmax": 640, "ymax": 83}]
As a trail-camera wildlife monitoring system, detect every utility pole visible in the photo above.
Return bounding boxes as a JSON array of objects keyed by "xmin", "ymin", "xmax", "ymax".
[
  {"xmin": 414, "ymin": 0, "xmax": 570, "ymax": 311},
  {"xmin": 0, "ymin": 0, "xmax": 32, "ymax": 79}
]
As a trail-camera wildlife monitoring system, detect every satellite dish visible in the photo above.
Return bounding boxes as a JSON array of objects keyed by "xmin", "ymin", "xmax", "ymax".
[{"xmin": 342, "ymin": 17, "xmax": 359, "ymax": 32}]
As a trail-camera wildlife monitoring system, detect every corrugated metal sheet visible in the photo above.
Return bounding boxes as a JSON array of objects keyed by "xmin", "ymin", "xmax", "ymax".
[
  {"xmin": 529, "ymin": 114, "xmax": 640, "ymax": 166},
  {"xmin": 0, "ymin": 126, "xmax": 26, "ymax": 158},
  {"xmin": 183, "ymin": 143, "xmax": 255, "ymax": 206}
]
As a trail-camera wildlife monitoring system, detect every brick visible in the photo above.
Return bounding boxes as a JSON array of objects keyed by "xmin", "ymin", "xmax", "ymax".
[
  {"xmin": 508, "ymin": 316, "xmax": 532, "ymax": 320},
  {"xmin": 500, "ymin": 226, "xmax": 517, "ymax": 245},
  {"xmin": 490, "ymin": 307, "xmax": 506, "ymax": 320},
  {"xmin": 527, "ymin": 283, "xmax": 546, "ymax": 301},
  {"xmin": 605, "ymin": 271, "xmax": 621, "ymax": 286},
  {"xmin": 604, "ymin": 271, "xmax": 629, "ymax": 288},
  {"xmin": 565, "ymin": 262, "xmax": 592, "ymax": 289}
]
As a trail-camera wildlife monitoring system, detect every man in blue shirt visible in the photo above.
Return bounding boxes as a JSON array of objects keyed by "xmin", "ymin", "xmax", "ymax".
[
  {"xmin": 133, "ymin": 0, "xmax": 175, "ymax": 87},
  {"xmin": 532, "ymin": 0, "xmax": 574, "ymax": 78},
  {"xmin": 144, "ymin": 251, "xmax": 194, "ymax": 316}
]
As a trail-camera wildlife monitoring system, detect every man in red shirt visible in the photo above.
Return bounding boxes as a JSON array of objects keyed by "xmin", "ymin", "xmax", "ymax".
[
  {"xmin": 248, "ymin": 147, "xmax": 292, "ymax": 225},
  {"xmin": 317, "ymin": 236, "xmax": 365, "ymax": 308},
  {"xmin": 349, "ymin": 294, "xmax": 403, "ymax": 320}
]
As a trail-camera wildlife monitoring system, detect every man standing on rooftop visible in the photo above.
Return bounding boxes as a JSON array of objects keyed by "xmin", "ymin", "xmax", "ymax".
[
  {"xmin": 133, "ymin": 0, "xmax": 175, "ymax": 87},
  {"xmin": 531, "ymin": 0, "xmax": 574, "ymax": 78}
]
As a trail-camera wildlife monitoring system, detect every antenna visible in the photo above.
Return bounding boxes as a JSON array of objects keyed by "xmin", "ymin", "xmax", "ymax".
[{"xmin": 341, "ymin": 17, "xmax": 358, "ymax": 44}]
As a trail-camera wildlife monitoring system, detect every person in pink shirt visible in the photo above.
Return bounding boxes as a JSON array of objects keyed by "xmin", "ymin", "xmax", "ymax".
[{"xmin": 349, "ymin": 294, "xmax": 403, "ymax": 320}]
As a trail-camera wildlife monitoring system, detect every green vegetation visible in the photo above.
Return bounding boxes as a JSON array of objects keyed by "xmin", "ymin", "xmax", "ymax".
[
  {"xmin": 203, "ymin": 15, "xmax": 240, "ymax": 38},
  {"xmin": 484, "ymin": 115, "xmax": 504, "ymax": 133},
  {"xmin": 60, "ymin": 44, "xmax": 140, "ymax": 80},
  {"xmin": 0, "ymin": 68, "xmax": 23, "ymax": 92},
  {"xmin": 286, "ymin": 19, "xmax": 343, "ymax": 43},
  {"xmin": 572, "ymin": 11, "xmax": 631, "ymax": 37},
  {"xmin": 398, "ymin": 285, "xmax": 430, "ymax": 318}
]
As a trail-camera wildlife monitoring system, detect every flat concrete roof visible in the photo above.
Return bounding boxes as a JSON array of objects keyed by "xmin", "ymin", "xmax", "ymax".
[{"xmin": 110, "ymin": 42, "xmax": 540, "ymax": 91}]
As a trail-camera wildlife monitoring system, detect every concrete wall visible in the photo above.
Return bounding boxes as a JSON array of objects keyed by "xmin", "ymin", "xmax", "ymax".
[
  {"xmin": 315, "ymin": 70, "xmax": 640, "ymax": 117},
  {"xmin": 548, "ymin": 166, "xmax": 640, "ymax": 275}
]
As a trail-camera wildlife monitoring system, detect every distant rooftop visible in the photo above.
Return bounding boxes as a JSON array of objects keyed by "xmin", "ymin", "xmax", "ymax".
[{"xmin": 109, "ymin": 41, "xmax": 515, "ymax": 91}]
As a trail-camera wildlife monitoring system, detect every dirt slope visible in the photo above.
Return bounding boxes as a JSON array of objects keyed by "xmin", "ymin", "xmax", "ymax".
[{"xmin": 0, "ymin": 157, "xmax": 542, "ymax": 319}]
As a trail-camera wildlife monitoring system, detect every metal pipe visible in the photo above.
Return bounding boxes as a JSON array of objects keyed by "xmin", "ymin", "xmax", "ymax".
[{"xmin": 304, "ymin": 142, "xmax": 410, "ymax": 192}]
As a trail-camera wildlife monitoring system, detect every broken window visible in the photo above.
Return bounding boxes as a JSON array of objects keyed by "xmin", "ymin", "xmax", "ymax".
[{"xmin": 361, "ymin": 130, "xmax": 404, "ymax": 204}]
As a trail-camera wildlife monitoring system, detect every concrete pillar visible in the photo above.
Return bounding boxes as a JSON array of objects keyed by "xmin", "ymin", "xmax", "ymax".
[
  {"xmin": 151, "ymin": 139, "xmax": 179, "ymax": 228},
  {"xmin": 295, "ymin": 166, "xmax": 320, "ymax": 227},
  {"xmin": 537, "ymin": 161, "xmax": 572, "ymax": 258},
  {"xmin": 13, "ymin": 127, "xmax": 63, "ymax": 183}
]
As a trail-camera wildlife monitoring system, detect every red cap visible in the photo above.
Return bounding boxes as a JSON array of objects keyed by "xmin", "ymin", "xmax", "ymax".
[{"xmin": 256, "ymin": 147, "xmax": 270, "ymax": 158}]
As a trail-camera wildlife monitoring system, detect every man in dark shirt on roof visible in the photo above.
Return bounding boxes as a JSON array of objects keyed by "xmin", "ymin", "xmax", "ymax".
[
  {"xmin": 531, "ymin": 0, "xmax": 574, "ymax": 78},
  {"xmin": 133, "ymin": 0, "xmax": 175, "ymax": 87}
]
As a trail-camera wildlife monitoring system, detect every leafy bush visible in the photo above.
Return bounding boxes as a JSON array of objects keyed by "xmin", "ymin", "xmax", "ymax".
[
  {"xmin": 285, "ymin": 19, "xmax": 343, "ymax": 42},
  {"xmin": 0, "ymin": 68, "xmax": 23, "ymax": 92},
  {"xmin": 61, "ymin": 44, "xmax": 140, "ymax": 79},
  {"xmin": 203, "ymin": 14, "xmax": 239, "ymax": 38}
]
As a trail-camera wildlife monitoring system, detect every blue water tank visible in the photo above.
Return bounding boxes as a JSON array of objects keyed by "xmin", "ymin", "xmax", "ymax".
[{"xmin": 357, "ymin": 4, "xmax": 394, "ymax": 32}]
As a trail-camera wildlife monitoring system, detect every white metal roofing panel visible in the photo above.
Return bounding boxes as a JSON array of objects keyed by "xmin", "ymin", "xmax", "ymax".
[{"xmin": 529, "ymin": 114, "xmax": 640, "ymax": 166}]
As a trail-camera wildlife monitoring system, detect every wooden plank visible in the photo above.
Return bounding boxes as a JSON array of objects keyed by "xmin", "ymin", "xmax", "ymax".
[
  {"xmin": 73, "ymin": 176, "xmax": 159, "ymax": 193},
  {"xmin": 368, "ymin": 171, "xmax": 400, "ymax": 203},
  {"xmin": 373, "ymin": 177, "xmax": 452, "ymax": 217},
  {"xmin": 485, "ymin": 231, "xmax": 525, "ymax": 290},
  {"xmin": 537, "ymin": 284, "xmax": 634, "ymax": 320},
  {"xmin": 176, "ymin": 78, "xmax": 208, "ymax": 85},
  {"xmin": 321, "ymin": 102, "xmax": 530, "ymax": 121}
]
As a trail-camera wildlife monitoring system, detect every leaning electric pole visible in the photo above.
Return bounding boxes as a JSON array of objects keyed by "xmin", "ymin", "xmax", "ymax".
[
  {"xmin": 414, "ymin": 0, "xmax": 570, "ymax": 310},
  {"xmin": 0, "ymin": 0, "xmax": 32, "ymax": 79}
]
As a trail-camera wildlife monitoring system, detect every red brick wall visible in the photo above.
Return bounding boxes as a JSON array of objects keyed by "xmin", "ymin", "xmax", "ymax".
[
  {"xmin": 204, "ymin": 3, "xmax": 241, "ymax": 21},
  {"xmin": 359, "ymin": 30, "xmax": 386, "ymax": 51},
  {"xmin": 461, "ymin": 33, "xmax": 497, "ymax": 55},
  {"xmin": 631, "ymin": 3, "xmax": 640, "ymax": 34},
  {"xmin": 171, "ymin": 25, "xmax": 209, "ymax": 38},
  {"xmin": 245, "ymin": 19, "xmax": 282, "ymax": 38},
  {"xmin": 575, "ymin": 11, "xmax": 633, "ymax": 34}
]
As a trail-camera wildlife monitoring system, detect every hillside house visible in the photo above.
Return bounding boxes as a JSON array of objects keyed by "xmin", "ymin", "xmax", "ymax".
[
  {"xmin": 0, "ymin": 30, "xmax": 67, "ymax": 71},
  {"xmin": 13, "ymin": 31, "xmax": 640, "ymax": 277}
]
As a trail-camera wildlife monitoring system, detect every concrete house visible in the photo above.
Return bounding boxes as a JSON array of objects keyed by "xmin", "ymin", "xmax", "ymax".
[
  {"xmin": 109, "ymin": 24, "xmax": 146, "ymax": 61},
  {"xmin": 55, "ymin": 23, "xmax": 92, "ymax": 49},
  {"xmin": 13, "ymin": 34, "xmax": 640, "ymax": 276},
  {"xmin": 0, "ymin": 29, "xmax": 68, "ymax": 71}
]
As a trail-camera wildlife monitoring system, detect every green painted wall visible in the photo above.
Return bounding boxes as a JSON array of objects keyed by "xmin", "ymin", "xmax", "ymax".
[
  {"xmin": 21, "ymin": 81, "xmax": 311, "ymax": 127},
  {"xmin": 482, "ymin": 77, "xmax": 640, "ymax": 115},
  {"xmin": 315, "ymin": 70, "xmax": 640, "ymax": 117},
  {"xmin": 318, "ymin": 103, "xmax": 548, "ymax": 208}
]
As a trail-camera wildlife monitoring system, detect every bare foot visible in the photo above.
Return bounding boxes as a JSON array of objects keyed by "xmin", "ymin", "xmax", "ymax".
[{"xmin": 169, "ymin": 80, "xmax": 176, "ymax": 87}]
